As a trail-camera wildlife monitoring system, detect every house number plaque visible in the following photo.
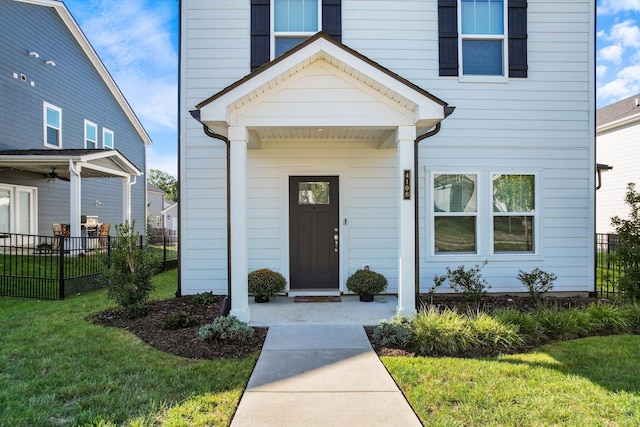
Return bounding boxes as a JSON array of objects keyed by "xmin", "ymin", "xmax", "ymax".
[{"xmin": 403, "ymin": 170, "xmax": 411, "ymax": 200}]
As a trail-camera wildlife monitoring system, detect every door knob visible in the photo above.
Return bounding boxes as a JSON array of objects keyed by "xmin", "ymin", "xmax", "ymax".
[{"xmin": 333, "ymin": 232, "xmax": 339, "ymax": 252}]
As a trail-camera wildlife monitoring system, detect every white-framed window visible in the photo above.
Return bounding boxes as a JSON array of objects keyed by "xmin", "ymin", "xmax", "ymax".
[
  {"xmin": 433, "ymin": 173, "xmax": 478, "ymax": 254},
  {"xmin": 459, "ymin": 0, "xmax": 507, "ymax": 76},
  {"xmin": 84, "ymin": 120, "xmax": 98, "ymax": 149},
  {"xmin": 0, "ymin": 184, "xmax": 37, "ymax": 234},
  {"xmin": 43, "ymin": 102, "xmax": 62, "ymax": 148},
  {"xmin": 492, "ymin": 174, "xmax": 535, "ymax": 253},
  {"xmin": 103, "ymin": 128, "xmax": 114, "ymax": 149},
  {"xmin": 272, "ymin": 0, "xmax": 321, "ymax": 58},
  {"xmin": 156, "ymin": 216, "xmax": 162, "ymax": 228}
]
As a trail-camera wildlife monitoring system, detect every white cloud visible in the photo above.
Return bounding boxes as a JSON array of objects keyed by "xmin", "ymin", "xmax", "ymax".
[
  {"xmin": 598, "ymin": 0, "xmax": 640, "ymax": 14},
  {"xmin": 596, "ymin": 65, "xmax": 608, "ymax": 78},
  {"xmin": 146, "ymin": 146, "xmax": 178, "ymax": 178},
  {"xmin": 599, "ymin": 44, "xmax": 625, "ymax": 62},
  {"xmin": 597, "ymin": 64, "xmax": 640, "ymax": 104},
  {"xmin": 609, "ymin": 20, "xmax": 640, "ymax": 47}
]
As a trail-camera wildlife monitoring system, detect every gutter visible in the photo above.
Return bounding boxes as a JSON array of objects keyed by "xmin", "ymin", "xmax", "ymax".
[
  {"xmin": 413, "ymin": 105, "xmax": 456, "ymax": 306},
  {"xmin": 189, "ymin": 109, "xmax": 232, "ymax": 317}
]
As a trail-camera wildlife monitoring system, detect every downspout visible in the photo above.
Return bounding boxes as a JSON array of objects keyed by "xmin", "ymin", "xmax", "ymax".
[
  {"xmin": 189, "ymin": 109, "xmax": 232, "ymax": 316},
  {"xmin": 413, "ymin": 105, "xmax": 456, "ymax": 307}
]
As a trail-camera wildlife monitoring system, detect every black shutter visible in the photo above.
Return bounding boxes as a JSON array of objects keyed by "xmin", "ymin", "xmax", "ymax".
[
  {"xmin": 251, "ymin": 0, "xmax": 270, "ymax": 71},
  {"xmin": 322, "ymin": 0, "xmax": 342, "ymax": 42},
  {"xmin": 438, "ymin": 0, "xmax": 459, "ymax": 77},
  {"xmin": 508, "ymin": 0, "xmax": 528, "ymax": 78}
]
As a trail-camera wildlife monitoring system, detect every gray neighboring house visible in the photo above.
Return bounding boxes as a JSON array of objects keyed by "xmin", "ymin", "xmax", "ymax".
[
  {"xmin": 0, "ymin": 0, "xmax": 150, "ymax": 240},
  {"xmin": 147, "ymin": 183, "xmax": 166, "ymax": 231},
  {"xmin": 596, "ymin": 93, "xmax": 640, "ymax": 234}
]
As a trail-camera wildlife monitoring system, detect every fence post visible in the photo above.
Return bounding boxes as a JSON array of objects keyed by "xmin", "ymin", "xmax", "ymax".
[
  {"xmin": 163, "ymin": 234, "xmax": 167, "ymax": 271},
  {"xmin": 58, "ymin": 236, "xmax": 65, "ymax": 299}
]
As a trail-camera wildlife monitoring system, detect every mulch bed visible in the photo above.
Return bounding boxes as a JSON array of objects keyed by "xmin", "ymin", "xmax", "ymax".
[
  {"xmin": 88, "ymin": 293, "xmax": 603, "ymax": 360},
  {"xmin": 88, "ymin": 296, "xmax": 267, "ymax": 360}
]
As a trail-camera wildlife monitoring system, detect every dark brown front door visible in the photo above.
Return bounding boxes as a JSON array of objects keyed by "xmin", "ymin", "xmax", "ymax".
[{"xmin": 289, "ymin": 176, "xmax": 339, "ymax": 290}]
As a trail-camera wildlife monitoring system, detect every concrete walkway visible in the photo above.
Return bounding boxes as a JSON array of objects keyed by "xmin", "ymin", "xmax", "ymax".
[{"xmin": 231, "ymin": 322, "xmax": 422, "ymax": 426}]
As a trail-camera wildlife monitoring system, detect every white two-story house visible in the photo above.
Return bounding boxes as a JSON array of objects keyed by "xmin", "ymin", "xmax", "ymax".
[{"xmin": 179, "ymin": 0, "xmax": 594, "ymax": 321}]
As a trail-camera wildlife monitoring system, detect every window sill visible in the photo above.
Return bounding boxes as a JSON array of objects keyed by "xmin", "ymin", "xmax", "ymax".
[{"xmin": 457, "ymin": 75, "xmax": 509, "ymax": 84}]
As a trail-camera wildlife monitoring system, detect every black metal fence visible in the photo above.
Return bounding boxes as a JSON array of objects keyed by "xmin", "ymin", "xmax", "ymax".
[
  {"xmin": 596, "ymin": 233, "xmax": 622, "ymax": 298},
  {"xmin": 0, "ymin": 232, "xmax": 177, "ymax": 300}
]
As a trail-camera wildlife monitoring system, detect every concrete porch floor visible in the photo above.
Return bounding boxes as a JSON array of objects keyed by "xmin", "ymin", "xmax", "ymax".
[{"xmin": 246, "ymin": 295, "xmax": 398, "ymax": 326}]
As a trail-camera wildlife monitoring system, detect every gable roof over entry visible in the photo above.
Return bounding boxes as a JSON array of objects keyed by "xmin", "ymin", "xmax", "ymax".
[{"xmin": 194, "ymin": 32, "xmax": 454, "ymax": 148}]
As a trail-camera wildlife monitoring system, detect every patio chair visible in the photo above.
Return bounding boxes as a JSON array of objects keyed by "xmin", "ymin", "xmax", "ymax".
[
  {"xmin": 51, "ymin": 223, "xmax": 70, "ymax": 250},
  {"xmin": 98, "ymin": 223, "xmax": 111, "ymax": 248}
]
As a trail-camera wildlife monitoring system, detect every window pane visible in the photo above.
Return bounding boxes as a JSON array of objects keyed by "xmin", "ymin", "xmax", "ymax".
[
  {"xmin": 435, "ymin": 216, "xmax": 476, "ymax": 253},
  {"xmin": 462, "ymin": 40, "xmax": 503, "ymax": 75},
  {"xmin": 494, "ymin": 216, "xmax": 534, "ymax": 252},
  {"xmin": 275, "ymin": 0, "xmax": 318, "ymax": 32},
  {"xmin": 299, "ymin": 181, "xmax": 330, "ymax": 205},
  {"xmin": 493, "ymin": 174, "xmax": 535, "ymax": 212},
  {"xmin": 0, "ymin": 189, "xmax": 9, "ymax": 233},
  {"xmin": 46, "ymin": 107, "xmax": 60, "ymax": 127},
  {"xmin": 275, "ymin": 37, "xmax": 309, "ymax": 56},
  {"xmin": 18, "ymin": 191, "xmax": 30, "ymax": 234},
  {"xmin": 461, "ymin": 0, "xmax": 504, "ymax": 35},
  {"xmin": 434, "ymin": 174, "xmax": 477, "ymax": 212},
  {"xmin": 86, "ymin": 124, "xmax": 96, "ymax": 141},
  {"xmin": 47, "ymin": 127, "xmax": 60, "ymax": 146},
  {"xmin": 103, "ymin": 130, "xmax": 114, "ymax": 149}
]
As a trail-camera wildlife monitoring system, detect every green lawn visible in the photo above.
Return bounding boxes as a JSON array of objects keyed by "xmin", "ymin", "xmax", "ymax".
[
  {"xmin": 384, "ymin": 334, "xmax": 640, "ymax": 426},
  {"xmin": 0, "ymin": 269, "xmax": 256, "ymax": 426}
]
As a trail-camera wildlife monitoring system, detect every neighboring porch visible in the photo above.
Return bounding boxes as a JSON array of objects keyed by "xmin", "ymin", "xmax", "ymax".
[{"xmin": 190, "ymin": 33, "xmax": 453, "ymax": 321}]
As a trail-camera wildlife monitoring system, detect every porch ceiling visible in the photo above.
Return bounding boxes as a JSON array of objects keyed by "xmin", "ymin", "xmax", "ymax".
[{"xmin": 0, "ymin": 149, "xmax": 142, "ymax": 180}]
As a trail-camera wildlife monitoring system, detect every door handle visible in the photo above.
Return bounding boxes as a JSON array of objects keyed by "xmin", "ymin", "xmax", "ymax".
[{"xmin": 333, "ymin": 228, "xmax": 339, "ymax": 253}]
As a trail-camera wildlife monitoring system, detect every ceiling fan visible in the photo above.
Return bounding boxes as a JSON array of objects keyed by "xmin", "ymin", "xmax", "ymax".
[{"xmin": 43, "ymin": 167, "xmax": 70, "ymax": 182}]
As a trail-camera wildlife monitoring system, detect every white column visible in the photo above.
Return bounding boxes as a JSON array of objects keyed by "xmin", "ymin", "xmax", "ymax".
[
  {"xmin": 122, "ymin": 177, "xmax": 131, "ymax": 225},
  {"xmin": 69, "ymin": 162, "xmax": 81, "ymax": 238},
  {"xmin": 228, "ymin": 126, "xmax": 250, "ymax": 322},
  {"xmin": 397, "ymin": 126, "xmax": 417, "ymax": 316}
]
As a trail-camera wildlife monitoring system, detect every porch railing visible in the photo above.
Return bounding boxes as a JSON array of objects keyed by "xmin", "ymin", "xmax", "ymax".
[{"xmin": 0, "ymin": 232, "xmax": 177, "ymax": 300}]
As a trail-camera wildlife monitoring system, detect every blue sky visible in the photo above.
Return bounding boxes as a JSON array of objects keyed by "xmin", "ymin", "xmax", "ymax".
[{"xmin": 62, "ymin": 0, "xmax": 639, "ymax": 176}]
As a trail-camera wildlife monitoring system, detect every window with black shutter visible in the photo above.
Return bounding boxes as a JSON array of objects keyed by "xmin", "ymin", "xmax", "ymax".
[
  {"xmin": 251, "ymin": 0, "xmax": 341, "ymax": 71},
  {"xmin": 438, "ymin": 0, "xmax": 527, "ymax": 78}
]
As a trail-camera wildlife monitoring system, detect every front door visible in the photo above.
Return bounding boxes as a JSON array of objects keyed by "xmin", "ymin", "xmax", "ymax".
[{"xmin": 289, "ymin": 176, "xmax": 339, "ymax": 290}]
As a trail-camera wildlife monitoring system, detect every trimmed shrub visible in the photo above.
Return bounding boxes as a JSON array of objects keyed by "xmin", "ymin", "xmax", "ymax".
[
  {"xmin": 373, "ymin": 314, "xmax": 414, "ymax": 349},
  {"xmin": 346, "ymin": 269, "xmax": 388, "ymax": 296},
  {"xmin": 517, "ymin": 268, "xmax": 557, "ymax": 304},
  {"xmin": 190, "ymin": 291, "xmax": 222, "ymax": 305},
  {"xmin": 198, "ymin": 315, "xmax": 254, "ymax": 344},
  {"xmin": 162, "ymin": 311, "xmax": 198, "ymax": 330},
  {"xmin": 434, "ymin": 261, "xmax": 490, "ymax": 301},
  {"xmin": 247, "ymin": 269, "xmax": 287, "ymax": 298}
]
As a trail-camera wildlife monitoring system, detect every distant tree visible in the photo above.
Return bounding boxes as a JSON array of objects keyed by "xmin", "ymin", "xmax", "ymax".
[
  {"xmin": 611, "ymin": 183, "xmax": 640, "ymax": 300},
  {"xmin": 148, "ymin": 169, "xmax": 177, "ymax": 202}
]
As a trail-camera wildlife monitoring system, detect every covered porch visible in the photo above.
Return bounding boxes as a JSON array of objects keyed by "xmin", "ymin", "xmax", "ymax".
[{"xmin": 191, "ymin": 33, "xmax": 453, "ymax": 322}]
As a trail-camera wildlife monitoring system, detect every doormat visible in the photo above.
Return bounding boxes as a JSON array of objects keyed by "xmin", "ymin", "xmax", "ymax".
[{"xmin": 294, "ymin": 296, "xmax": 342, "ymax": 303}]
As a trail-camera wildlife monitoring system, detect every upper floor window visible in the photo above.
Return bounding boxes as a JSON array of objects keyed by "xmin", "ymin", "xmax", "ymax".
[
  {"xmin": 460, "ymin": 0, "xmax": 506, "ymax": 76},
  {"xmin": 43, "ymin": 102, "xmax": 62, "ymax": 148},
  {"xmin": 103, "ymin": 128, "xmax": 114, "ymax": 149},
  {"xmin": 273, "ymin": 0, "xmax": 320, "ymax": 57},
  {"xmin": 84, "ymin": 120, "xmax": 98, "ymax": 149},
  {"xmin": 492, "ymin": 174, "xmax": 535, "ymax": 253},
  {"xmin": 438, "ymin": 0, "xmax": 527, "ymax": 78}
]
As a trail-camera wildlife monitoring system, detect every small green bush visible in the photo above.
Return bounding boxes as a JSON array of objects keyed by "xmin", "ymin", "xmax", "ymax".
[
  {"xmin": 468, "ymin": 312, "xmax": 523, "ymax": 350},
  {"xmin": 517, "ymin": 268, "xmax": 557, "ymax": 303},
  {"xmin": 373, "ymin": 314, "xmax": 414, "ymax": 348},
  {"xmin": 190, "ymin": 291, "xmax": 222, "ymax": 305},
  {"xmin": 346, "ymin": 269, "xmax": 388, "ymax": 296},
  {"xmin": 625, "ymin": 302, "xmax": 640, "ymax": 333},
  {"xmin": 247, "ymin": 269, "xmax": 287, "ymax": 298},
  {"xmin": 534, "ymin": 306, "xmax": 592, "ymax": 341},
  {"xmin": 412, "ymin": 306, "xmax": 476, "ymax": 356},
  {"xmin": 434, "ymin": 261, "xmax": 490, "ymax": 301},
  {"xmin": 162, "ymin": 311, "xmax": 198, "ymax": 330},
  {"xmin": 585, "ymin": 302, "xmax": 631, "ymax": 334},
  {"xmin": 98, "ymin": 220, "xmax": 160, "ymax": 318},
  {"xmin": 494, "ymin": 308, "xmax": 543, "ymax": 344},
  {"xmin": 611, "ymin": 183, "xmax": 640, "ymax": 301},
  {"xmin": 198, "ymin": 315, "xmax": 254, "ymax": 344}
]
